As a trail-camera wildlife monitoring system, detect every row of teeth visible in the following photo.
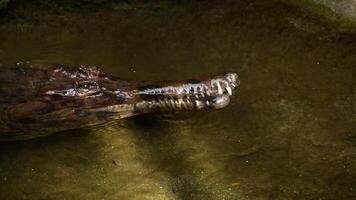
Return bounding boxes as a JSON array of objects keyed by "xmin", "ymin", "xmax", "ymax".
[
  {"xmin": 140, "ymin": 79, "xmax": 234, "ymax": 97},
  {"xmin": 140, "ymin": 96, "xmax": 212, "ymax": 110},
  {"xmin": 211, "ymin": 79, "xmax": 234, "ymax": 96}
]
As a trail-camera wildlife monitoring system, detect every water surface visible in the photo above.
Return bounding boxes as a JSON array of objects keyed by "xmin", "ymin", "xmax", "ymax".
[{"xmin": 0, "ymin": 0, "xmax": 356, "ymax": 199}]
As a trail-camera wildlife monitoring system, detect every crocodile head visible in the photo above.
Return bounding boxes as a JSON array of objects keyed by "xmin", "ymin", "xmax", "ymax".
[{"xmin": 2, "ymin": 65, "xmax": 240, "ymax": 140}]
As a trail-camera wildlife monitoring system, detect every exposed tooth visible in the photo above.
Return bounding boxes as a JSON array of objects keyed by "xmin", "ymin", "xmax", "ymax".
[
  {"xmin": 230, "ymin": 74, "xmax": 236, "ymax": 83},
  {"xmin": 177, "ymin": 99, "xmax": 183, "ymax": 109},
  {"xmin": 170, "ymin": 99, "xmax": 175, "ymax": 108},
  {"xmin": 158, "ymin": 100, "xmax": 164, "ymax": 108},
  {"xmin": 203, "ymin": 85, "xmax": 208, "ymax": 91},
  {"xmin": 226, "ymin": 86, "xmax": 232, "ymax": 95},
  {"xmin": 165, "ymin": 100, "xmax": 170, "ymax": 109},
  {"xmin": 217, "ymin": 82, "xmax": 223, "ymax": 95},
  {"xmin": 184, "ymin": 102, "xmax": 189, "ymax": 109},
  {"xmin": 195, "ymin": 100, "xmax": 204, "ymax": 110}
]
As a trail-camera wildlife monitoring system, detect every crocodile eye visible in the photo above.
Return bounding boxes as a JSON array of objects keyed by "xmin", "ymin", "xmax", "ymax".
[
  {"xmin": 75, "ymin": 81, "xmax": 101, "ymax": 96},
  {"xmin": 77, "ymin": 81, "xmax": 99, "ymax": 89}
]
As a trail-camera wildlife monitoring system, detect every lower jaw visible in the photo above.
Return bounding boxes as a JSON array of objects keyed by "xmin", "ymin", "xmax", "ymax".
[
  {"xmin": 207, "ymin": 94, "xmax": 230, "ymax": 109},
  {"xmin": 134, "ymin": 94, "xmax": 231, "ymax": 113},
  {"xmin": 82, "ymin": 94, "xmax": 232, "ymax": 116}
]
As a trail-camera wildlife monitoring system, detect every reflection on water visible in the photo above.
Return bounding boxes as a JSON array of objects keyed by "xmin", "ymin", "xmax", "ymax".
[{"xmin": 1, "ymin": 0, "xmax": 356, "ymax": 199}]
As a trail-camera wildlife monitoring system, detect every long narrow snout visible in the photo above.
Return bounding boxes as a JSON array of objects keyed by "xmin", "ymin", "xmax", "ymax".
[
  {"xmin": 47, "ymin": 65, "xmax": 240, "ymax": 121},
  {"xmin": 132, "ymin": 73, "xmax": 240, "ymax": 113},
  {"xmin": 78, "ymin": 72, "xmax": 239, "ymax": 119}
]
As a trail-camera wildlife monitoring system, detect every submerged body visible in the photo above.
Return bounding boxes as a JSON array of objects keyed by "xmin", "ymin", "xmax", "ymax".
[{"xmin": 0, "ymin": 63, "xmax": 239, "ymax": 141}]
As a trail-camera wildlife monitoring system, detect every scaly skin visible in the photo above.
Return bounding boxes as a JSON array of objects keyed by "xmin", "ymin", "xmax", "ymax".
[{"xmin": 0, "ymin": 63, "xmax": 240, "ymax": 141}]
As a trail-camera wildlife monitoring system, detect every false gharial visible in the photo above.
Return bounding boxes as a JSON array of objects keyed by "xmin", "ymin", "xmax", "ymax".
[{"xmin": 0, "ymin": 63, "xmax": 240, "ymax": 141}]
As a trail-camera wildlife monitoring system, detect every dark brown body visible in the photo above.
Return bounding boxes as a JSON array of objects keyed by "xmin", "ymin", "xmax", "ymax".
[{"xmin": 0, "ymin": 63, "xmax": 239, "ymax": 141}]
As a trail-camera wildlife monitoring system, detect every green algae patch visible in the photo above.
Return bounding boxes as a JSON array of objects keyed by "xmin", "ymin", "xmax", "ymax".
[
  {"xmin": 109, "ymin": 1, "xmax": 175, "ymax": 16},
  {"xmin": 0, "ymin": 0, "xmax": 9, "ymax": 9},
  {"xmin": 278, "ymin": 0, "xmax": 356, "ymax": 32}
]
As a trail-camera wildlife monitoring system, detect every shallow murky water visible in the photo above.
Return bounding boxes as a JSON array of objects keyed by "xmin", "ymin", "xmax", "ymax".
[{"xmin": 0, "ymin": 0, "xmax": 356, "ymax": 199}]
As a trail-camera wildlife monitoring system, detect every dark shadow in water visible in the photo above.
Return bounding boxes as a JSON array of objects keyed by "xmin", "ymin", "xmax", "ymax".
[
  {"xmin": 127, "ymin": 114, "xmax": 209, "ymax": 200},
  {"xmin": 126, "ymin": 113, "xmax": 241, "ymax": 200}
]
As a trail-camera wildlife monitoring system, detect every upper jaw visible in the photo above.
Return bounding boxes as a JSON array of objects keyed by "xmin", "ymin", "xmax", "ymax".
[{"xmin": 136, "ymin": 73, "xmax": 239, "ymax": 97}]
